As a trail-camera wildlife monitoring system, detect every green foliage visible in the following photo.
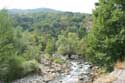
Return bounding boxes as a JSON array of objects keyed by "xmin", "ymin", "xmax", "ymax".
[
  {"xmin": 10, "ymin": 9, "xmax": 90, "ymax": 58},
  {"xmin": 0, "ymin": 56, "xmax": 26, "ymax": 82},
  {"xmin": 22, "ymin": 59, "xmax": 39, "ymax": 75},
  {"xmin": 44, "ymin": 54, "xmax": 63, "ymax": 64},
  {"xmin": 77, "ymin": 38, "xmax": 87, "ymax": 56},
  {"xmin": 53, "ymin": 57, "xmax": 63, "ymax": 64},
  {"xmin": 44, "ymin": 38, "xmax": 55, "ymax": 54},
  {"xmin": 5, "ymin": 57, "xmax": 39, "ymax": 82},
  {"xmin": 0, "ymin": 10, "xmax": 41, "ymax": 82},
  {"xmin": 21, "ymin": 32, "xmax": 41, "ymax": 60},
  {"xmin": 0, "ymin": 8, "xmax": 91, "ymax": 82},
  {"xmin": 6, "ymin": 56, "xmax": 25, "ymax": 81},
  {"xmin": 0, "ymin": 10, "xmax": 15, "ymax": 58},
  {"xmin": 56, "ymin": 32, "xmax": 79, "ymax": 55},
  {"xmin": 12, "ymin": 11, "xmax": 91, "ymax": 38},
  {"xmin": 86, "ymin": 0, "xmax": 125, "ymax": 71},
  {"xmin": 0, "ymin": 10, "xmax": 17, "ymax": 81}
]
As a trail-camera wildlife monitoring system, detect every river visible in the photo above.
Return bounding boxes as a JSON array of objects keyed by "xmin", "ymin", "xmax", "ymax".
[
  {"xmin": 12, "ymin": 58, "xmax": 93, "ymax": 83},
  {"xmin": 49, "ymin": 59, "xmax": 92, "ymax": 83}
]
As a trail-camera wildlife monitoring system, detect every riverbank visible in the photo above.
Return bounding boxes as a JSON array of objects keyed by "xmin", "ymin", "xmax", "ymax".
[
  {"xmin": 94, "ymin": 62, "xmax": 125, "ymax": 83},
  {"xmin": 9, "ymin": 54, "xmax": 98, "ymax": 83}
]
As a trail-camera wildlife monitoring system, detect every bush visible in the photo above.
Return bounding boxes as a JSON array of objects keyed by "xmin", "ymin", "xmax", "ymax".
[
  {"xmin": 0, "ymin": 56, "xmax": 40, "ymax": 82},
  {"xmin": 22, "ymin": 59, "xmax": 39, "ymax": 75},
  {"xmin": 0, "ymin": 10, "xmax": 41, "ymax": 82},
  {"xmin": 53, "ymin": 58, "xmax": 63, "ymax": 64},
  {"xmin": 86, "ymin": 0, "xmax": 125, "ymax": 71},
  {"xmin": 0, "ymin": 56, "xmax": 25, "ymax": 82}
]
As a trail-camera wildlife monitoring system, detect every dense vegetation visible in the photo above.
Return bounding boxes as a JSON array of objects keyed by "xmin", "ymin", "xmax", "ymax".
[
  {"xmin": 1, "ymin": 0, "xmax": 124, "ymax": 81},
  {"xmin": 0, "ymin": 10, "xmax": 41, "ymax": 82},
  {"xmin": 0, "ymin": 9, "xmax": 92, "ymax": 82},
  {"xmin": 86, "ymin": 0, "xmax": 125, "ymax": 71},
  {"xmin": 11, "ymin": 10, "xmax": 92, "ymax": 56}
]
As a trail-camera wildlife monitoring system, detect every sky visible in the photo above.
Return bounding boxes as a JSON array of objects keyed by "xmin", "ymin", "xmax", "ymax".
[{"xmin": 0, "ymin": 0, "xmax": 98, "ymax": 13}]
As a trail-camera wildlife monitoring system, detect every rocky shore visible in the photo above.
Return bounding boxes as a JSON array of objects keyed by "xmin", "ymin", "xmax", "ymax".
[
  {"xmin": 2, "ymin": 54, "xmax": 99, "ymax": 83},
  {"xmin": 94, "ymin": 62, "xmax": 125, "ymax": 83}
]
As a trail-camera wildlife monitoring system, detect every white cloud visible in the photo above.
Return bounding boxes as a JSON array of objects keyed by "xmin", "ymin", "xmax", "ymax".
[{"xmin": 0, "ymin": 0, "xmax": 98, "ymax": 13}]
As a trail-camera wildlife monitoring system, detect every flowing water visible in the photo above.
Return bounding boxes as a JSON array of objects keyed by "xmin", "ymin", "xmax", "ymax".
[
  {"xmin": 12, "ymin": 59, "xmax": 93, "ymax": 83},
  {"xmin": 49, "ymin": 60, "xmax": 92, "ymax": 83},
  {"xmin": 11, "ymin": 56, "xmax": 125, "ymax": 83}
]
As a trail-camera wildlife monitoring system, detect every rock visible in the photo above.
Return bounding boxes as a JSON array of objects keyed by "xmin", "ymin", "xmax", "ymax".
[
  {"xmin": 59, "ymin": 80, "xmax": 63, "ymax": 83},
  {"xmin": 43, "ymin": 80, "xmax": 49, "ymax": 83},
  {"xmin": 12, "ymin": 74, "xmax": 43, "ymax": 83},
  {"xmin": 12, "ymin": 55, "xmax": 94, "ymax": 83},
  {"xmin": 79, "ymin": 65, "xmax": 83, "ymax": 68},
  {"xmin": 46, "ymin": 69, "xmax": 55, "ymax": 73},
  {"xmin": 84, "ymin": 62, "xmax": 89, "ymax": 65},
  {"xmin": 70, "ymin": 55, "xmax": 79, "ymax": 59},
  {"xmin": 43, "ymin": 76, "xmax": 52, "ymax": 82},
  {"xmin": 79, "ymin": 76, "xmax": 84, "ymax": 81},
  {"xmin": 93, "ymin": 75, "xmax": 117, "ymax": 83},
  {"xmin": 0, "ymin": 81, "xmax": 4, "ymax": 83}
]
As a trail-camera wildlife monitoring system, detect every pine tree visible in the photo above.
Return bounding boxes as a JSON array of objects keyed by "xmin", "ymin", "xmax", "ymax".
[
  {"xmin": 86, "ymin": 0, "xmax": 125, "ymax": 70},
  {"xmin": 0, "ymin": 10, "xmax": 17, "ymax": 81},
  {"xmin": 56, "ymin": 32, "xmax": 79, "ymax": 57},
  {"xmin": 0, "ymin": 10, "xmax": 41, "ymax": 82},
  {"xmin": 44, "ymin": 38, "xmax": 55, "ymax": 55}
]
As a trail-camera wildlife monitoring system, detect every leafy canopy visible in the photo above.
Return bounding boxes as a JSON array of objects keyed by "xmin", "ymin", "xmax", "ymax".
[{"xmin": 86, "ymin": 0, "xmax": 125, "ymax": 70}]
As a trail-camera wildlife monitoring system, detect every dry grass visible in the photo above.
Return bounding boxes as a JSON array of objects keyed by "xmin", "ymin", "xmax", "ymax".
[
  {"xmin": 93, "ymin": 61, "xmax": 125, "ymax": 83},
  {"xmin": 114, "ymin": 61, "xmax": 125, "ymax": 69},
  {"xmin": 93, "ymin": 75, "xmax": 117, "ymax": 83}
]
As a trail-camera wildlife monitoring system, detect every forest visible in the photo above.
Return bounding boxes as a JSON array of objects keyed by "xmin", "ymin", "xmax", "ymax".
[
  {"xmin": 0, "ymin": 0, "xmax": 125, "ymax": 83},
  {"xmin": 0, "ymin": 8, "xmax": 92, "ymax": 82}
]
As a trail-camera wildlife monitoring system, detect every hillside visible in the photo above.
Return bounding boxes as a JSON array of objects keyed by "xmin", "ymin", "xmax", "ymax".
[
  {"xmin": 8, "ymin": 8, "xmax": 60, "ymax": 14},
  {"xmin": 0, "ymin": 0, "xmax": 125, "ymax": 82},
  {"xmin": 8, "ymin": 8, "xmax": 92, "ymax": 37},
  {"xmin": 0, "ymin": 9, "xmax": 93, "ymax": 82}
]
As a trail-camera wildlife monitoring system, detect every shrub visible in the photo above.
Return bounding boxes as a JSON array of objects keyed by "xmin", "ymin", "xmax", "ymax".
[
  {"xmin": 53, "ymin": 58, "xmax": 63, "ymax": 64},
  {"xmin": 22, "ymin": 59, "xmax": 39, "ymax": 75},
  {"xmin": 3, "ymin": 56, "xmax": 25, "ymax": 82}
]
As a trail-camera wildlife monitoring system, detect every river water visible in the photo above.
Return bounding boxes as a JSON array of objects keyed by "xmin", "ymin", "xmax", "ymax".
[
  {"xmin": 12, "ymin": 59, "xmax": 93, "ymax": 83},
  {"xmin": 11, "ymin": 56, "xmax": 125, "ymax": 83},
  {"xmin": 49, "ymin": 59, "xmax": 92, "ymax": 83}
]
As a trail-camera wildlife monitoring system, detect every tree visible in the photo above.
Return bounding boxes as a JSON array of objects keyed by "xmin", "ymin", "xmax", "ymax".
[
  {"xmin": 44, "ymin": 38, "xmax": 55, "ymax": 54},
  {"xmin": 77, "ymin": 38, "xmax": 86, "ymax": 56},
  {"xmin": 0, "ymin": 10, "xmax": 41, "ymax": 82},
  {"xmin": 0, "ymin": 10, "xmax": 17, "ymax": 80},
  {"xmin": 56, "ymin": 32, "xmax": 79, "ymax": 58},
  {"xmin": 86, "ymin": 0, "xmax": 125, "ymax": 70}
]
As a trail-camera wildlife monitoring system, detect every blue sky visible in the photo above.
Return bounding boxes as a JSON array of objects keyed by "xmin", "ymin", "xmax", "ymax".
[{"xmin": 0, "ymin": 0, "xmax": 98, "ymax": 13}]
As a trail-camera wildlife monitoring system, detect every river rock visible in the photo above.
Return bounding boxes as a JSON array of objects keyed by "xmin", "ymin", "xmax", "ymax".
[
  {"xmin": 70, "ymin": 55, "xmax": 79, "ymax": 59},
  {"xmin": 11, "ymin": 55, "xmax": 96, "ymax": 83},
  {"xmin": 78, "ymin": 76, "xmax": 85, "ymax": 81},
  {"xmin": 0, "ymin": 81, "xmax": 4, "ymax": 83}
]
